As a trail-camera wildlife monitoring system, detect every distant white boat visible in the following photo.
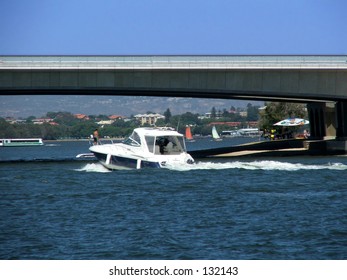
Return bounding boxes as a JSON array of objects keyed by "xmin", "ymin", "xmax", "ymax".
[
  {"xmin": 0, "ymin": 138, "xmax": 43, "ymax": 147},
  {"xmin": 238, "ymin": 128, "xmax": 261, "ymax": 137},
  {"xmin": 221, "ymin": 130, "xmax": 241, "ymax": 137},
  {"xmin": 212, "ymin": 126, "xmax": 222, "ymax": 141}
]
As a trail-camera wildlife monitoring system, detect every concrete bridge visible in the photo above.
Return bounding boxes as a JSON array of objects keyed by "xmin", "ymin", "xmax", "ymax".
[{"xmin": 1, "ymin": 55, "xmax": 347, "ymax": 143}]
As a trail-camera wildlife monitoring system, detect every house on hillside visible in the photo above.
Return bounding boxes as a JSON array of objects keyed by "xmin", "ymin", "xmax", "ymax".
[
  {"xmin": 96, "ymin": 120, "xmax": 114, "ymax": 125},
  {"xmin": 32, "ymin": 118, "xmax": 54, "ymax": 124},
  {"xmin": 134, "ymin": 113, "xmax": 165, "ymax": 126},
  {"xmin": 108, "ymin": 115, "xmax": 123, "ymax": 120},
  {"xmin": 74, "ymin": 114, "xmax": 89, "ymax": 120}
]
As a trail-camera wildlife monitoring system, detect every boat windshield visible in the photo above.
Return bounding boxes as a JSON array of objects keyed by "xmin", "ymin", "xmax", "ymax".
[
  {"xmin": 145, "ymin": 136, "xmax": 155, "ymax": 153},
  {"xmin": 152, "ymin": 135, "xmax": 186, "ymax": 155},
  {"xmin": 123, "ymin": 131, "xmax": 141, "ymax": 147}
]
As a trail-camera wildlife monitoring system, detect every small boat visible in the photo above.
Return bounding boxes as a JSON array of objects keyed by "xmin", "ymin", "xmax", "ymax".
[
  {"xmin": 185, "ymin": 126, "xmax": 195, "ymax": 142},
  {"xmin": 0, "ymin": 138, "xmax": 44, "ymax": 147},
  {"xmin": 89, "ymin": 127, "xmax": 194, "ymax": 170},
  {"xmin": 212, "ymin": 126, "xmax": 222, "ymax": 141}
]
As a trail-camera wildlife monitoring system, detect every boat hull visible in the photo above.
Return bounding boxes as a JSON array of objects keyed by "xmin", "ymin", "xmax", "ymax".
[{"xmin": 93, "ymin": 151, "xmax": 161, "ymax": 170}]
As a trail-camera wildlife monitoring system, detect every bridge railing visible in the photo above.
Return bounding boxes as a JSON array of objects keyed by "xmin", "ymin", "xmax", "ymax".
[{"xmin": 1, "ymin": 55, "xmax": 347, "ymax": 70}]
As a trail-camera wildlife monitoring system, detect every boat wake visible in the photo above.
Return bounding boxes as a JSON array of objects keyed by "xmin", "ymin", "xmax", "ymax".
[
  {"xmin": 166, "ymin": 160, "xmax": 347, "ymax": 172},
  {"xmin": 75, "ymin": 160, "xmax": 347, "ymax": 172},
  {"xmin": 45, "ymin": 143, "xmax": 61, "ymax": 147},
  {"xmin": 75, "ymin": 163, "xmax": 111, "ymax": 173}
]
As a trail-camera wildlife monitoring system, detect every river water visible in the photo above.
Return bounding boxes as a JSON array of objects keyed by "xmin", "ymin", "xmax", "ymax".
[{"xmin": 0, "ymin": 139, "xmax": 346, "ymax": 259}]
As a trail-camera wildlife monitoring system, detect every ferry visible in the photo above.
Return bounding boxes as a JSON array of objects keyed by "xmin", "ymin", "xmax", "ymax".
[
  {"xmin": 0, "ymin": 138, "xmax": 44, "ymax": 147},
  {"xmin": 238, "ymin": 128, "xmax": 261, "ymax": 137},
  {"xmin": 221, "ymin": 128, "xmax": 261, "ymax": 137}
]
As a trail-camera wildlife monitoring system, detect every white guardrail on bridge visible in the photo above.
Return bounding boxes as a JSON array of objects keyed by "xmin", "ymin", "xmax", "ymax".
[{"xmin": 1, "ymin": 55, "xmax": 347, "ymax": 70}]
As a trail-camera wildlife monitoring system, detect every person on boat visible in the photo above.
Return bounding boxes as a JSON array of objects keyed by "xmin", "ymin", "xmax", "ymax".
[
  {"xmin": 93, "ymin": 129, "xmax": 99, "ymax": 145},
  {"xmin": 270, "ymin": 128, "xmax": 276, "ymax": 141},
  {"xmin": 304, "ymin": 129, "xmax": 310, "ymax": 139},
  {"xmin": 156, "ymin": 137, "xmax": 169, "ymax": 154}
]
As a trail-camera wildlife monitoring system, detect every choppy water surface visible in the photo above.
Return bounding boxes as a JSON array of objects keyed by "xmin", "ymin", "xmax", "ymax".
[{"xmin": 0, "ymin": 140, "xmax": 346, "ymax": 259}]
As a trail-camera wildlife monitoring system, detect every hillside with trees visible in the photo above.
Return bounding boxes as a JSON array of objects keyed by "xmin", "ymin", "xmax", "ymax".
[{"xmin": 2, "ymin": 103, "xmax": 299, "ymax": 140}]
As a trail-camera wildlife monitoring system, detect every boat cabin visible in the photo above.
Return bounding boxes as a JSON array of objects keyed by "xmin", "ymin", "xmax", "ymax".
[{"xmin": 123, "ymin": 128, "xmax": 187, "ymax": 155}]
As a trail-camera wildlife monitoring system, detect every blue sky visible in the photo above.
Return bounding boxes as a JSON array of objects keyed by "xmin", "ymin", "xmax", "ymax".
[{"xmin": 0, "ymin": 0, "xmax": 346, "ymax": 55}]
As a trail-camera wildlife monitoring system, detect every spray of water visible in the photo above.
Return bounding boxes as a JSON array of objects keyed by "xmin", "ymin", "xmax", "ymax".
[
  {"xmin": 75, "ymin": 163, "xmax": 111, "ymax": 173},
  {"xmin": 173, "ymin": 160, "xmax": 347, "ymax": 171},
  {"xmin": 75, "ymin": 160, "xmax": 347, "ymax": 173}
]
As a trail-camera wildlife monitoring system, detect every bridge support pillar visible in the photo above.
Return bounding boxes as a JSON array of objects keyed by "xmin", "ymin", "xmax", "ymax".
[
  {"xmin": 307, "ymin": 101, "xmax": 347, "ymax": 154},
  {"xmin": 336, "ymin": 101, "xmax": 347, "ymax": 140},
  {"xmin": 311, "ymin": 101, "xmax": 347, "ymax": 139},
  {"xmin": 325, "ymin": 102, "xmax": 338, "ymax": 138},
  {"xmin": 307, "ymin": 102, "xmax": 333, "ymax": 139}
]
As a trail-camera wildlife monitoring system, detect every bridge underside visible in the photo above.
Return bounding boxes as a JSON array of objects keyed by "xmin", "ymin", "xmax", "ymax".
[
  {"xmin": 0, "ymin": 88, "xmax": 334, "ymax": 104},
  {"xmin": 1, "ymin": 68, "xmax": 346, "ymax": 100}
]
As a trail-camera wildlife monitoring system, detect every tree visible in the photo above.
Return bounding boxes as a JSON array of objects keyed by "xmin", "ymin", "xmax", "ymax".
[
  {"xmin": 52, "ymin": 112, "xmax": 77, "ymax": 125},
  {"xmin": 246, "ymin": 103, "xmax": 260, "ymax": 121},
  {"xmin": 0, "ymin": 118, "xmax": 16, "ymax": 138},
  {"xmin": 222, "ymin": 108, "xmax": 229, "ymax": 118},
  {"xmin": 259, "ymin": 102, "xmax": 307, "ymax": 130},
  {"xmin": 180, "ymin": 112, "xmax": 199, "ymax": 126},
  {"xmin": 155, "ymin": 118, "xmax": 166, "ymax": 127},
  {"xmin": 163, "ymin": 108, "xmax": 172, "ymax": 123},
  {"xmin": 40, "ymin": 123, "xmax": 61, "ymax": 140},
  {"xmin": 70, "ymin": 122, "xmax": 97, "ymax": 138},
  {"xmin": 26, "ymin": 116, "xmax": 36, "ymax": 123},
  {"xmin": 211, "ymin": 107, "xmax": 217, "ymax": 119}
]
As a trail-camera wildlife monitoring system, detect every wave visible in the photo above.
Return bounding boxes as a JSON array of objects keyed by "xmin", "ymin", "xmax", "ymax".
[
  {"xmin": 75, "ymin": 163, "xmax": 111, "ymax": 173},
  {"xmin": 44, "ymin": 144, "xmax": 61, "ymax": 147},
  {"xmin": 75, "ymin": 160, "xmax": 347, "ymax": 172},
  {"xmin": 166, "ymin": 160, "xmax": 347, "ymax": 171}
]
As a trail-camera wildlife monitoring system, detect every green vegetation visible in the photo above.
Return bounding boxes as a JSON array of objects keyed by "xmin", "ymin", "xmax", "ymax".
[
  {"xmin": 258, "ymin": 102, "xmax": 308, "ymax": 130},
  {"xmin": 0, "ymin": 102, "xmax": 308, "ymax": 140}
]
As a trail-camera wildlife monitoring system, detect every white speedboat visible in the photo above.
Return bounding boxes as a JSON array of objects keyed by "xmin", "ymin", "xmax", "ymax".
[{"xmin": 89, "ymin": 127, "xmax": 194, "ymax": 170}]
